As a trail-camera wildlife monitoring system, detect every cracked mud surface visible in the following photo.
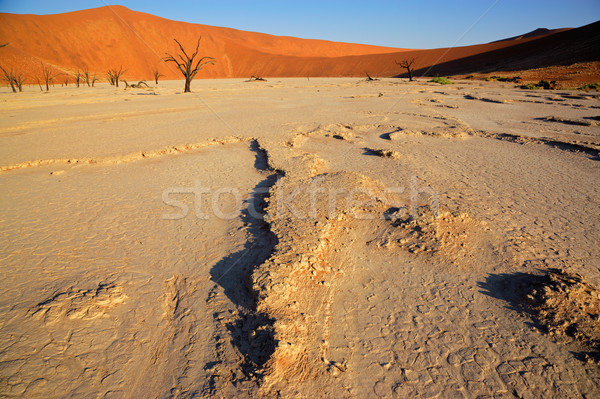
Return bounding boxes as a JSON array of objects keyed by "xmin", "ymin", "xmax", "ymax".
[{"xmin": 1, "ymin": 78, "xmax": 599, "ymax": 397}]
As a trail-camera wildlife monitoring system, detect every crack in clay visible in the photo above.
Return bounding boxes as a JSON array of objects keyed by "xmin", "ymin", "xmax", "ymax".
[
  {"xmin": 0, "ymin": 136, "xmax": 252, "ymax": 173},
  {"xmin": 477, "ymin": 131, "xmax": 600, "ymax": 155},
  {"xmin": 206, "ymin": 139, "xmax": 284, "ymax": 387},
  {"xmin": 285, "ymin": 123, "xmax": 370, "ymax": 148},
  {"xmin": 0, "ymin": 106, "xmax": 204, "ymax": 135}
]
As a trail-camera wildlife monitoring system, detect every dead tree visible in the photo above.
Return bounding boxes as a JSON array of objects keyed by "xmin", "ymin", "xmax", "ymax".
[
  {"xmin": 107, "ymin": 66, "xmax": 126, "ymax": 87},
  {"xmin": 0, "ymin": 65, "xmax": 24, "ymax": 92},
  {"xmin": 365, "ymin": 72, "xmax": 378, "ymax": 81},
  {"xmin": 152, "ymin": 69, "xmax": 164, "ymax": 84},
  {"xmin": 163, "ymin": 37, "xmax": 215, "ymax": 92},
  {"xmin": 1, "ymin": 65, "xmax": 17, "ymax": 92},
  {"xmin": 14, "ymin": 72, "xmax": 24, "ymax": 92},
  {"xmin": 396, "ymin": 58, "xmax": 416, "ymax": 81},
  {"xmin": 246, "ymin": 75, "xmax": 267, "ymax": 82},
  {"xmin": 122, "ymin": 80, "xmax": 149, "ymax": 89},
  {"xmin": 83, "ymin": 69, "xmax": 91, "ymax": 87},
  {"xmin": 74, "ymin": 70, "xmax": 82, "ymax": 88},
  {"xmin": 82, "ymin": 68, "xmax": 97, "ymax": 87},
  {"xmin": 40, "ymin": 62, "xmax": 60, "ymax": 91}
]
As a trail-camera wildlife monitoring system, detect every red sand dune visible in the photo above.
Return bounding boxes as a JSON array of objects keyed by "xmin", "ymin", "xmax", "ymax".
[
  {"xmin": 491, "ymin": 27, "xmax": 571, "ymax": 43},
  {"xmin": 0, "ymin": 5, "xmax": 598, "ymax": 82}
]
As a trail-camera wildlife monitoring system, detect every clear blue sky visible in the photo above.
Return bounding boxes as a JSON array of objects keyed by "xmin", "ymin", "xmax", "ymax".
[{"xmin": 1, "ymin": 0, "xmax": 598, "ymax": 49}]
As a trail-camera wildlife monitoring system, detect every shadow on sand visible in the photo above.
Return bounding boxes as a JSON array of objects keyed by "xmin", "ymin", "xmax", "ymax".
[
  {"xmin": 478, "ymin": 271, "xmax": 599, "ymax": 363},
  {"xmin": 209, "ymin": 140, "xmax": 282, "ymax": 378}
]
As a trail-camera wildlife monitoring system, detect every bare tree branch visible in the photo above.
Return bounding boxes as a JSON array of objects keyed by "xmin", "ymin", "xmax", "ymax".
[
  {"xmin": 40, "ymin": 62, "xmax": 61, "ymax": 91},
  {"xmin": 396, "ymin": 58, "xmax": 416, "ymax": 81},
  {"xmin": 82, "ymin": 68, "xmax": 91, "ymax": 87},
  {"xmin": 122, "ymin": 80, "xmax": 149, "ymax": 89},
  {"xmin": 14, "ymin": 73, "xmax": 24, "ymax": 92},
  {"xmin": 152, "ymin": 69, "xmax": 164, "ymax": 84},
  {"xmin": 163, "ymin": 37, "xmax": 215, "ymax": 92},
  {"xmin": 72, "ymin": 70, "xmax": 81, "ymax": 88},
  {"xmin": 0, "ymin": 65, "xmax": 17, "ymax": 93},
  {"xmin": 1, "ymin": 65, "xmax": 24, "ymax": 92},
  {"xmin": 107, "ymin": 66, "xmax": 126, "ymax": 87}
]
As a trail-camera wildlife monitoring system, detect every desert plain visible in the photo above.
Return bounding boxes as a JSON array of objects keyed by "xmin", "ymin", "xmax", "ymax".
[{"xmin": 0, "ymin": 76, "xmax": 599, "ymax": 398}]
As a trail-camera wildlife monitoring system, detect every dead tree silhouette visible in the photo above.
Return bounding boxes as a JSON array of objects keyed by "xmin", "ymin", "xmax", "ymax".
[
  {"xmin": 152, "ymin": 69, "xmax": 164, "ymax": 84},
  {"xmin": 1, "ymin": 66, "xmax": 24, "ymax": 92},
  {"xmin": 396, "ymin": 58, "xmax": 416, "ymax": 81},
  {"xmin": 122, "ymin": 80, "xmax": 149, "ymax": 89},
  {"xmin": 163, "ymin": 37, "xmax": 215, "ymax": 92},
  {"xmin": 107, "ymin": 66, "xmax": 126, "ymax": 87},
  {"xmin": 40, "ymin": 62, "xmax": 61, "ymax": 91}
]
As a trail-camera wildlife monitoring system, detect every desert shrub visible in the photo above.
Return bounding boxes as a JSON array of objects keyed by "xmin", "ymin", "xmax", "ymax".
[
  {"xmin": 579, "ymin": 82, "xmax": 600, "ymax": 91},
  {"xmin": 520, "ymin": 80, "xmax": 557, "ymax": 90},
  {"xmin": 520, "ymin": 83, "xmax": 540, "ymax": 90},
  {"xmin": 429, "ymin": 77, "xmax": 454, "ymax": 85},
  {"xmin": 485, "ymin": 76, "xmax": 521, "ymax": 82}
]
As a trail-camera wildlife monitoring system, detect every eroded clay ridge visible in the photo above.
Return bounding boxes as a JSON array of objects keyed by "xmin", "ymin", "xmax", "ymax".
[
  {"xmin": 252, "ymin": 171, "xmax": 388, "ymax": 391},
  {"xmin": 248, "ymin": 134, "xmax": 500, "ymax": 394},
  {"xmin": 0, "ymin": 136, "xmax": 251, "ymax": 173},
  {"xmin": 523, "ymin": 268, "xmax": 600, "ymax": 362},
  {"xmin": 250, "ymin": 175, "xmax": 504, "ymax": 392},
  {"xmin": 382, "ymin": 122, "xmax": 600, "ymax": 154},
  {"xmin": 245, "ymin": 122, "xmax": 600, "ymax": 395}
]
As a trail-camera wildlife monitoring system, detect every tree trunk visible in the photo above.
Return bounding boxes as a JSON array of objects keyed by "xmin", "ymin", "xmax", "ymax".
[
  {"xmin": 184, "ymin": 77, "xmax": 191, "ymax": 93},
  {"xmin": 408, "ymin": 69, "xmax": 413, "ymax": 81}
]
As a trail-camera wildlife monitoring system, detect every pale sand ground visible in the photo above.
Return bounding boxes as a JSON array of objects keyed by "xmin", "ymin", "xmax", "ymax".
[{"xmin": 0, "ymin": 78, "xmax": 599, "ymax": 397}]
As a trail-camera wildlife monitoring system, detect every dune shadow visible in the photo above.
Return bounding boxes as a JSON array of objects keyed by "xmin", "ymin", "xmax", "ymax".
[{"xmin": 393, "ymin": 21, "xmax": 599, "ymax": 78}]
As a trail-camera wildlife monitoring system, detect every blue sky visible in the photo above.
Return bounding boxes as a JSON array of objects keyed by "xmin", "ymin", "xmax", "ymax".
[{"xmin": 1, "ymin": 0, "xmax": 598, "ymax": 49}]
